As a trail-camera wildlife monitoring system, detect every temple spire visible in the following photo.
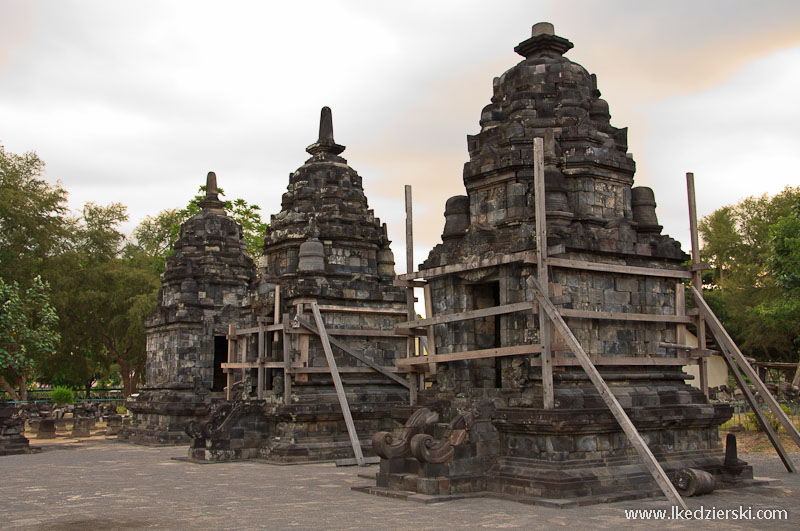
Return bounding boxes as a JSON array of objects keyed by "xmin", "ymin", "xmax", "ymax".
[
  {"xmin": 306, "ymin": 106, "xmax": 346, "ymax": 156},
  {"xmin": 199, "ymin": 171, "xmax": 225, "ymax": 213},
  {"xmin": 514, "ymin": 22, "xmax": 573, "ymax": 59}
]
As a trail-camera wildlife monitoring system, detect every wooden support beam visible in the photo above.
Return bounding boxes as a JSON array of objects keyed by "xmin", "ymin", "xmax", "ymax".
[
  {"xmin": 405, "ymin": 184, "xmax": 416, "ymax": 365},
  {"xmin": 423, "ymin": 283, "xmax": 437, "ymax": 374},
  {"xmin": 282, "ymin": 314, "xmax": 291, "ymax": 404},
  {"xmin": 396, "ymin": 344, "xmax": 543, "ymax": 366},
  {"xmin": 691, "ymin": 286, "xmax": 800, "ymax": 454},
  {"xmin": 396, "ymin": 301, "xmax": 535, "ymax": 330},
  {"xmin": 543, "ymin": 257, "xmax": 693, "ymax": 279},
  {"xmin": 558, "ymin": 308, "xmax": 693, "ymax": 324},
  {"xmin": 297, "ymin": 333, "xmax": 309, "ymax": 383},
  {"xmin": 273, "ymin": 285, "xmax": 281, "ymax": 341},
  {"xmin": 312, "ymin": 304, "xmax": 407, "ymax": 315},
  {"xmin": 534, "ymin": 136, "xmax": 554, "ymax": 409},
  {"xmin": 675, "ymin": 282, "xmax": 686, "ymax": 349},
  {"xmin": 527, "ymin": 275, "xmax": 688, "ymax": 510},
  {"xmin": 393, "ymin": 279, "xmax": 428, "ymax": 288},
  {"xmin": 226, "ymin": 324, "xmax": 235, "ymax": 401},
  {"xmin": 687, "ymin": 172, "xmax": 709, "ymax": 397},
  {"xmin": 529, "ymin": 356, "xmax": 701, "ymax": 367},
  {"xmin": 310, "ymin": 302, "xmax": 365, "ymax": 466},
  {"xmin": 398, "ymin": 250, "xmax": 533, "ymax": 281},
  {"xmin": 295, "ymin": 317, "xmax": 411, "ymax": 389},
  {"xmin": 257, "ymin": 324, "xmax": 264, "ymax": 400}
]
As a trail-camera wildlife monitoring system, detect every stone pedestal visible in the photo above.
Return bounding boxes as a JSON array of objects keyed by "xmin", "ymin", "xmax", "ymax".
[
  {"xmin": 0, "ymin": 405, "xmax": 31, "ymax": 455},
  {"xmin": 37, "ymin": 418, "xmax": 56, "ymax": 439},
  {"xmin": 71, "ymin": 417, "xmax": 91, "ymax": 438},
  {"xmin": 106, "ymin": 414, "xmax": 123, "ymax": 436}
]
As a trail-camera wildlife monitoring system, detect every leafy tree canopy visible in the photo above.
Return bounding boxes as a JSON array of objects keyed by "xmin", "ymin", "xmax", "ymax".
[
  {"xmin": 0, "ymin": 276, "xmax": 60, "ymax": 400},
  {"xmin": 699, "ymin": 186, "xmax": 800, "ymax": 362}
]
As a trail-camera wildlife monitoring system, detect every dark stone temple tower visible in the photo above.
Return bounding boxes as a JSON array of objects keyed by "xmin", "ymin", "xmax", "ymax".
[
  {"xmin": 120, "ymin": 172, "xmax": 257, "ymax": 444},
  {"xmin": 367, "ymin": 23, "xmax": 748, "ymax": 505}
]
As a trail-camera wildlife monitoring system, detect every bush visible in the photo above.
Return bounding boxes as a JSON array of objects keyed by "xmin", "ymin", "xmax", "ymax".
[
  {"xmin": 50, "ymin": 386, "xmax": 74, "ymax": 405},
  {"xmin": 746, "ymin": 405, "xmax": 791, "ymax": 432}
]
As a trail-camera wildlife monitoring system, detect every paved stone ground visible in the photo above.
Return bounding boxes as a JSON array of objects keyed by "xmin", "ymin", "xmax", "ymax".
[{"xmin": 1, "ymin": 438, "xmax": 798, "ymax": 530}]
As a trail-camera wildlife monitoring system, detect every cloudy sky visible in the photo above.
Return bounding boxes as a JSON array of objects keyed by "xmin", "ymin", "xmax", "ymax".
[{"xmin": 2, "ymin": 0, "xmax": 799, "ymax": 272}]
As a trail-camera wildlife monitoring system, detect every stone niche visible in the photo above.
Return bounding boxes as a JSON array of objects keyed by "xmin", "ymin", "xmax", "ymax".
[
  {"xmin": 119, "ymin": 172, "xmax": 257, "ymax": 445},
  {"xmin": 366, "ymin": 23, "xmax": 749, "ymax": 506}
]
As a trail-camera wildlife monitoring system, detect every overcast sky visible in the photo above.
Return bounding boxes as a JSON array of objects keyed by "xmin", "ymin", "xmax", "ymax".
[{"xmin": 2, "ymin": 0, "xmax": 799, "ymax": 272}]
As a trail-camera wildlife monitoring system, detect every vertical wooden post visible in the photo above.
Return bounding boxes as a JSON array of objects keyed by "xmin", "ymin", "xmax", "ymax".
[
  {"xmin": 534, "ymin": 137, "xmax": 554, "ymax": 409},
  {"xmin": 424, "ymin": 282, "xmax": 437, "ymax": 372},
  {"xmin": 273, "ymin": 286, "xmax": 281, "ymax": 341},
  {"xmin": 240, "ymin": 334, "xmax": 246, "ymax": 395},
  {"xmin": 226, "ymin": 324, "xmax": 235, "ymax": 401},
  {"xmin": 405, "ymin": 185, "xmax": 415, "ymax": 355},
  {"xmin": 282, "ymin": 314, "xmax": 291, "ymax": 404},
  {"xmin": 405, "ymin": 185, "xmax": 418, "ymax": 404},
  {"xmin": 686, "ymin": 172, "xmax": 708, "ymax": 397},
  {"xmin": 257, "ymin": 324, "xmax": 265, "ymax": 400},
  {"xmin": 311, "ymin": 302, "xmax": 365, "ymax": 466}
]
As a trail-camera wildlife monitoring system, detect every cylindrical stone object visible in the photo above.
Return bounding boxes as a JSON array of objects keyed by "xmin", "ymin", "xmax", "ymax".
[{"xmin": 674, "ymin": 468, "xmax": 716, "ymax": 496}]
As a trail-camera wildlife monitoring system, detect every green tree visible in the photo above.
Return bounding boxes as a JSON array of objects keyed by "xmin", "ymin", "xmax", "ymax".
[
  {"xmin": 756, "ymin": 191, "xmax": 800, "ymax": 341},
  {"xmin": 42, "ymin": 204, "xmax": 160, "ymax": 397},
  {"xmin": 0, "ymin": 145, "xmax": 69, "ymax": 286},
  {"xmin": 699, "ymin": 186, "xmax": 800, "ymax": 362},
  {"xmin": 0, "ymin": 277, "xmax": 60, "ymax": 400}
]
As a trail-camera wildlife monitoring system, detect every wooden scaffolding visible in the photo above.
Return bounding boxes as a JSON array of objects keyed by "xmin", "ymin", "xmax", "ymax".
[{"xmin": 393, "ymin": 138, "xmax": 800, "ymax": 508}]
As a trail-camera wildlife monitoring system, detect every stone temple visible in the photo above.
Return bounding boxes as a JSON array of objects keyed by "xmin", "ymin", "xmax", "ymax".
[
  {"xmin": 123, "ymin": 107, "xmax": 410, "ymax": 462},
  {"xmin": 364, "ymin": 23, "xmax": 751, "ymax": 504},
  {"xmin": 122, "ymin": 22, "xmax": 762, "ymax": 504}
]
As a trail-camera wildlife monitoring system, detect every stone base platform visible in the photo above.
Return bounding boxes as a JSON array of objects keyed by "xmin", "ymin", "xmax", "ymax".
[
  {"xmin": 186, "ymin": 386, "xmax": 408, "ymax": 463},
  {"xmin": 118, "ymin": 388, "xmax": 211, "ymax": 445}
]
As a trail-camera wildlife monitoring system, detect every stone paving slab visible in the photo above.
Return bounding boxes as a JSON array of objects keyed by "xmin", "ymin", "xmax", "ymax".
[{"xmin": 0, "ymin": 439, "xmax": 798, "ymax": 530}]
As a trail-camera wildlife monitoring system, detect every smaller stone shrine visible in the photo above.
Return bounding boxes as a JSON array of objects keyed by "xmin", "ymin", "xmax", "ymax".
[
  {"xmin": 0, "ymin": 404, "xmax": 31, "ymax": 455},
  {"xmin": 120, "ymin": 172, "xmax": 257, "ymax": 444},
  {"xmin": 185, "ymin": 108, "xmax": 411, "ymax": 463}
]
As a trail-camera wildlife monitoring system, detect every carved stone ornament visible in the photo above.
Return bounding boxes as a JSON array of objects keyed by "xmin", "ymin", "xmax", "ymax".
[{"xmin": 372, "ymin": 407, "xmax": 439, "ymax": 459}]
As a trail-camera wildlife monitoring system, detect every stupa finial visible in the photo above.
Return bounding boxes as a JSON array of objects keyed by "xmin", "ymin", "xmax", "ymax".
[
  {"xmin": 199, "ymin": 171, "xmax": 225, "ymax": 213},
  {"xmin": 514, "ymin": 22, "xmax": 573, "ymax": 58},
  {"xmin": 306, "ymin": 106, "xmax": 346, "ymax": 156}
]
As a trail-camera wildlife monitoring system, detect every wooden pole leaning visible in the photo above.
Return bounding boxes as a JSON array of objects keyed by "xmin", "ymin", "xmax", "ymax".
[
  {"xmin": 690, "ymin": 286, "xmax": 800, "ymax": 454},
  {"xmin": 686, "ymin": 172, "xmax": 709, "ymax": 397},
  {"xmin": 526, "ymin": 276, "xmax": 688, "ymax": 510},
  {"xmin": 533, "ymin": 137, "xmax": 554, "ymax": 409},
  {"xmin": 405, "ymin": 184, "xmax": 418, "ymax": 404},
  {"xmin": 310, "ymin": 302, "xmax": 365, "ymax": 466}
]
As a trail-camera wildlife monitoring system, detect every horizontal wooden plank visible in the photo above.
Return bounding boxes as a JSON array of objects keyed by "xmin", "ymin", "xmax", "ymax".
[
  {"xmin": 286, "ymin": 366, "xmax": 397, "ymax": 374},
  {"xmin": 529, "ymin": 356, "xmax": 698, "ymax": 367},
  {"xmin": 313, "ymin": 304, "xmax": 407, "ymax": 315},
  {"xmin": 396, "ymin": 344, "xmax": 543, "ymax": 366},
  {"xmin": 222, "ymin": 362, "xmax": 287, "ymax": 370},
  {"xmin": 396, "ymin": 301, "xmax": 535, "ymax": 330},
  {"xmin": 559, "ymin": 308, "xmax": 693, "ymax": 324},
  {"xmin": 393, "ymin": 279, "xmax": 428, "ymax": 288},
  {"xmin": 399, "ymin": 251, "xmax": 533, "ymax": 281},
  {"xmin": 544, "ymin": 257, "xmax": 692, "ymax": 279},
  {"xmin": 290, "ymin": 328, "xmax": 407, "ymax": 338}
]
